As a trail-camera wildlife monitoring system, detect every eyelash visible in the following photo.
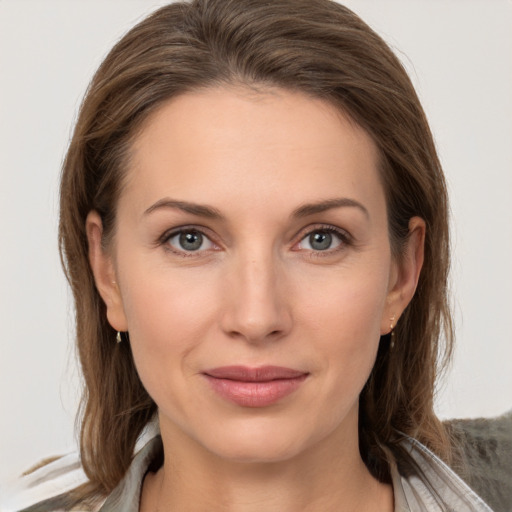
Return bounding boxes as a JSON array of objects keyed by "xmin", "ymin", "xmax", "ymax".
[
  {"xmin": 159, "ymin": 225, "xmax": 218, "ymax": 257},
  {"xmin": 158, "ymin": 224, "xmax": 352, "ymax": 257},
  {"xmin": 293, "ymin": 224, "xmax": 352, "ymax": 257}
]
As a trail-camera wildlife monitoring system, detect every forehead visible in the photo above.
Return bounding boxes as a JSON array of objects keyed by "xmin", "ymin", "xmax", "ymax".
[{"xmin": 124, "ymin": 86, "xmax": 384, "ymax": 217}]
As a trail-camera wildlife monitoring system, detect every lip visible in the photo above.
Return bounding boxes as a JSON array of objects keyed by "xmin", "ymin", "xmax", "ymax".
[{"xmin": 203, "ymin": 366, "xmax": 309, "ymax": 407}]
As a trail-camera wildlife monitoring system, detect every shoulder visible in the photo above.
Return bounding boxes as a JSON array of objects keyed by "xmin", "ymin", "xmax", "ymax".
[
  {"xmin": 0, "ymin": 433, "xmax": 162, "ymax": 512},
  {"xmin": 0, "ymin": 452, "xmax": 104, "ymax": 512},
  {"xmin": 444, "ymin": 409, "xmax": 512, "ymax": 512},
  {"xmin": 0, "ymin": 419, "xmax": 161, "ymax": 512},
  {"xmin": 391, "ymin": 435, "xmax": 494, "ymax": 511}
]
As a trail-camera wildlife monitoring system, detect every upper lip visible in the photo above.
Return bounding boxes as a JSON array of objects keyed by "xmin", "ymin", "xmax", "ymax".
[{"xmin": 204, "ymin": 366, "xmax": 308, "ymax": 382}]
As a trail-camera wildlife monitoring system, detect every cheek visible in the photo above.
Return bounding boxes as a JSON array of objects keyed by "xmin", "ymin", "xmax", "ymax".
[
  {"xmin": 118, "ymin": 273, "xmax": 221, "ymax": 426},
  {"xmin": 116, "ymin": 258, "xmax": 221, "ymax": 382},
  {"xmin": 299, "ymin": 266, "xmax": 389, "ymax": 388},
  {"xmin": 119, "ymin": 250, "xmax": 217, "ymax": 330},
  {"xmin": 302, "ymin": 264, "xmax": 389, "ymax": 341}
]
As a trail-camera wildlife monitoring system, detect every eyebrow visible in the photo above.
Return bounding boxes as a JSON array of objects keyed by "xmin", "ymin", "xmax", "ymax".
[
  {"xmin": 143, "ymin": 197, "xmax": 368, "ymax": 220},
  {"xmin": 292, "ymin": 198, "xmax": 369, "ymax": 219},
  {"xmin": 143, "ymin": 199, "xmax": 223, "ymax": 219}
]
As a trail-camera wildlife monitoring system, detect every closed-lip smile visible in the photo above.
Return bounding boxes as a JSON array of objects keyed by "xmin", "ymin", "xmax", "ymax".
[{"xmin": 203, "ymin": 365, "xmax": 309, "ymax": 407}]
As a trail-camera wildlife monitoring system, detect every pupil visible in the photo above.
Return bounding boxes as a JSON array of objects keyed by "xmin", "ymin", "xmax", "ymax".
[
  {"xmin": 310, "ymin": 231, "xmax": 332, "ymax": 250},
  {"xmin": 179, "ymin": 231, "xmax": 202, "ymax": 251}
]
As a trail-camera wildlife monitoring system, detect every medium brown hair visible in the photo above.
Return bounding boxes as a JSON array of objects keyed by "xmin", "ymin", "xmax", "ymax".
[{"xmin": 59, "ymin": 0, "xmax": 453, "ymax": 495}]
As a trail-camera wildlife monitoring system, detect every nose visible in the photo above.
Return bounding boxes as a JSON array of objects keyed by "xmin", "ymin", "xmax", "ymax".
[{"xmin": 220, "ymin": 251, "xmax": 292, "ymax": 344}]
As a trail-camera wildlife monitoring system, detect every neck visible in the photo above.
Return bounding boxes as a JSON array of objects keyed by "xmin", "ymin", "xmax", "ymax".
[{"xmin": 140, "ymin": 416, "xmax": 393, "ymax": 512}]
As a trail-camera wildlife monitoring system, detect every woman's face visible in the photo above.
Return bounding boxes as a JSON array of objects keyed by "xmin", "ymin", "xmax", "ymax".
[{"xmin": 88, "ymin": 86, "xmax": 423, "ymax": 463}]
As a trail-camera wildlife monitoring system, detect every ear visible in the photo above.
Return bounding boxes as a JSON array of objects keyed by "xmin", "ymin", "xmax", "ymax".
[
  {"xmin": 380, "ymin": 216, "xmax": 425, "ymax": 335},
  {"xmin": 86, "ymin": 211, "xmax": 128, "ymax": 332}
]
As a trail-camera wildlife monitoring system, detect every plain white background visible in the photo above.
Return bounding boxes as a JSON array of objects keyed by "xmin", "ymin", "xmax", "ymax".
[{"xmin": 1, "ymin": 0, "xmax": 511, "ymax": 485}]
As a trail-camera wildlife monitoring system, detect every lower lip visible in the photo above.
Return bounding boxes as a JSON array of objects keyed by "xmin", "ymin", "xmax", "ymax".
[{"xmin": 204, "ymin": 374, "xmax": 308, "ymax": 407}]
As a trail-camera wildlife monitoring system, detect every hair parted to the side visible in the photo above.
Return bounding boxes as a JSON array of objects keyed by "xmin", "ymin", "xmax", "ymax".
[{"xmin": 59, "ymin": 0, "xmax": 454, "ymax": 497}]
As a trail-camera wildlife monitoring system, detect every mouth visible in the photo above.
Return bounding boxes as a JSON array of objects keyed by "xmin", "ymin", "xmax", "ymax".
[{"xmin": 203, "ymin": 366, "xmax": 309, "ymax": 407}]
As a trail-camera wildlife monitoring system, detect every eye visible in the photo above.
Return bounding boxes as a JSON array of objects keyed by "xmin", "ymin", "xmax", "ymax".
[
  {"xmin": 166, "ymin": 229, "xmax": 215, "ymax": 253},
  {"xmin": 296, "ymin": 227, "xmax": 346, "ymax": 252}
]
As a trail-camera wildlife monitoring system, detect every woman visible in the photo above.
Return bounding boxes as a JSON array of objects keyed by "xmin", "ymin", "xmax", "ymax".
[{"xmin": 1, "ymin": 0, "xmax": 505, "ymax": 510}]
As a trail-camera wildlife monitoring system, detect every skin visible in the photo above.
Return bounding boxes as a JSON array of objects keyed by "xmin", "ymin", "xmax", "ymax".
[{"xmin": 87, "ymin": 86, "xmax": 425, "ymax": 511}]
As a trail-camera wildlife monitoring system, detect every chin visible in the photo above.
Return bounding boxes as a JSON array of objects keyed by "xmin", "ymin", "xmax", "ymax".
[
  {"xmin": 193, "ymin": 416, "xmax": 323, "ymax": 465},
  {"xmin": 209, "ymin": 437, "xmax": 305, "ymax": 464}
]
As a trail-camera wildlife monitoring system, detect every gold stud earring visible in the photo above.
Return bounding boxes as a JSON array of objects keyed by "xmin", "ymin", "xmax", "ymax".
[{"xmin": 116, "ymin": 331, "xmax": 122, "ymax": 344}]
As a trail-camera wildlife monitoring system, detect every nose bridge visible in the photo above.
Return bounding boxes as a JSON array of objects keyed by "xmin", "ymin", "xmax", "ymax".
[{"xmin": 221, "ymin": 243, "xmax": 291, "ymax": 343}]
